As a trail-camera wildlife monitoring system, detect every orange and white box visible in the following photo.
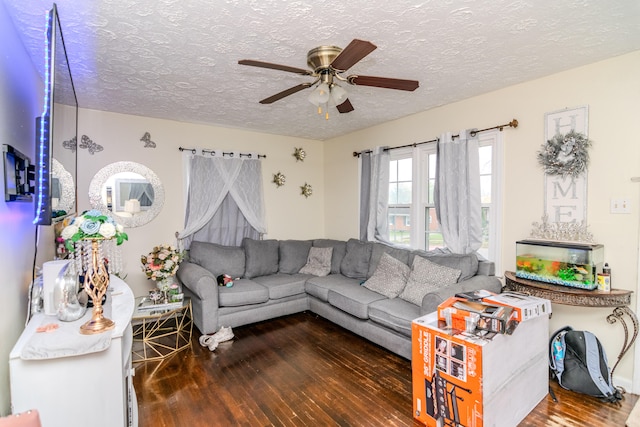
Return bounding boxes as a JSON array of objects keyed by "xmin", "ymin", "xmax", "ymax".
[
  {"xmin": 482, "ymin": 291, "xmax": 552, "ymax": 322},
  {"xmin": 411, "ymin": 312, "xmax": 548, "ymax": 427}
]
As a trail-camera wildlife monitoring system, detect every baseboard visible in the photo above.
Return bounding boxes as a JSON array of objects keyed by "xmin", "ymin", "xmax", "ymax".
[{"xmin": 613, "ymin": 374, "xmax": 633, "ymax": 395}]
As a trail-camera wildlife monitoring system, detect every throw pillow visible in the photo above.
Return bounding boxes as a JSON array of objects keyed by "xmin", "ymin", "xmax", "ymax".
[
  {"xmin": 188, "ymin": 241, "xmax": 245, "ymax": 278},
  {"xmin": 278, "ymin": 240, "xmax": 312, "ymax": 274},
  {"xmin": 362, "ymin": 252, "xmax": 410, "ymax": 298},
  {"xmin": 340, "ymin": 238, "xmax": 373, "ymax": 280},
  {"xmin": 399, "ymin": 255, "xmax": 462, "ymax": 306},
  {"xmin": 312, "ymin": 239, "xmax": 347, "ymax": 274},
  {"xmin": 299, "ymin": 246, "xmax": 333, "ymax": 277},
  {"xmin": 243, "ymin": 238, "xmax": 279, "ymax": 279}
]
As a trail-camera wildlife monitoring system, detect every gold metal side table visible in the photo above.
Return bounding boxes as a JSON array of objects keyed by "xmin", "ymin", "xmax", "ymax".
[
  {"xmin": 504, "ymin": 271, "xmax": 637, "ymax": 376},
  {"xmin": 131, "ymin": 296, "xmax": 193, "ymax": 363}
]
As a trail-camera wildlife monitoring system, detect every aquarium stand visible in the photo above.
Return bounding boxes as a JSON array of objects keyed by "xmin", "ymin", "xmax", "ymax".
[{"xmin": 504, "ymin": 271, "xmax": 637, "ymax": 376}]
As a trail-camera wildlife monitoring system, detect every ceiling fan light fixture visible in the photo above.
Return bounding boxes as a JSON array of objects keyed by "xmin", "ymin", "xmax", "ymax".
[
  {"xmin": 307, "ymin": 82, "xmax": 330, "ymax": 106},
  {"xmin": 330, "ymin": 84, "xmax": 348, "ymax": 105}
]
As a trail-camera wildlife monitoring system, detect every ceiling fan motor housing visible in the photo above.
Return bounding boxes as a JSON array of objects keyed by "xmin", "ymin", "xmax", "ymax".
[{"xmin": 307, "ymin": 46, "xmax": 342, "ymax": 73}]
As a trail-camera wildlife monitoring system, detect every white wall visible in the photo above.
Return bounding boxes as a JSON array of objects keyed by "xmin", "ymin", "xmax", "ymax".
[
  {"xmin": 0, "ymin": 1, "xmax": 43, "ymax": 415},
  {"xmin": 324, "ymin": 51, "xmax": 640, "ymax": 389},
  {"xmin": 75, "ymin": 109, "xmax": 326, "ymax": 297}
]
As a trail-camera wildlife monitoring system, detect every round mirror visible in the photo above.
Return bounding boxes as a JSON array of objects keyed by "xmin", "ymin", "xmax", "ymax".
[
  {"xmin": 88, "ymin": 161, "xmax": 164, "ymax": 228},
  {"xmin": 51, "ymin": 158, "xmax": 75, "ymax": 213}
]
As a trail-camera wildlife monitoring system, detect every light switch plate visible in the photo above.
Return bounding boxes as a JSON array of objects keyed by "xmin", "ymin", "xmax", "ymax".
[{"xmin": 610, "ymin": 198, "xmax": 631, "ymax": 214}]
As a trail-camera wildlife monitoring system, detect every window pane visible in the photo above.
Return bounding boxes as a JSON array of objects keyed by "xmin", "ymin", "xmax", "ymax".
[
  {"xmin": 389, "ymin": 160, "xmax": 398, "ymax": 181},
  {"xmin": 397, "ymin": 158, "xmax": 412, "ymax": 181},
  {"xmin": 388, "ymin": 183, "xmax": 398, "ymax": 204},
  {"xmin": 479, "ymin": 146, "xmax": 492, "ymax": 175},
  {"xmin": 480, "ymin": 175, "xmax": 491, "ymax": 204},
  {"xmin": 427, "ymin": 232, "xmax": 444, "ymax": 251},
  {"xmin": 389, "ymin": 207, "xmax": 411, "ymax": 245},
  {"xmin": 428, "ymin": 178, "xmax": 435, "ymax": 204},
  {"xmin": 397, "ymin": 182, "xmax": 412, "ymax": 204},
  {"xmin": 428, "ymin": 154, "xmax": 436, "ymax": 179}
]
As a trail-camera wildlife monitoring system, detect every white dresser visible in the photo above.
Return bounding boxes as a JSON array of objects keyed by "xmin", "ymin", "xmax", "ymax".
[{"xmin": 9, "ymin": 276, "xmax": 137, "ymax": 427}]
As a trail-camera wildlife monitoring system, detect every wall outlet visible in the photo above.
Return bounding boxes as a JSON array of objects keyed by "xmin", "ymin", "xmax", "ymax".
[{"xmin": 610, "ymin": 198, "xmax": 631, "ymax": 214}]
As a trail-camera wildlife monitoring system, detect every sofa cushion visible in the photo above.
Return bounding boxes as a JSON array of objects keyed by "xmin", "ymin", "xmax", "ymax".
[
  {"xmin": 188, "ymin": 241, "xmax": 245, "ymax": 279},
  {"xmin": 313, "ymin": 239, "xmax": 347, "ymax": 274},
  {"xmin": 299, "ymin": 246, "xmax": 333, "ymax": 276},
  {"xmin": 327, "ymin": 286, "xmax": 386, "ymax": 319},
  {"xmin": 410, "ymin": 250, "xmax": 478, "ymax": 281},
  {"xmin": 399, "ymin": 255, "xmax": 462, "ymax": 305},
  {"xmin": 340, "ymin": 239, "xmax": 373, "ymax": 280},
  {"xmin": 252, "ymin": 273, "xmax": 309, "ymax": 300},
  {"xmin": 243, "ymin": 238, "xmax": 279, "ymax": 279},
  {"xmin": 363, "ymin": 252, "xmax": 410, "ymax": 299},
  {"xmin": 368, "ymin": 298, "xmax": 420, "ymax": 337},
  {"xmin": 305, "ymin": 274, "xmax": 362, "ymax": 302},
  {"xmin": 367, "ymin": 242, "xmax": 411, "ymax": 278},
  {"xmin": 278, "ymin": 240, "xmax": 312, "ymax": 274},
  {"xmin": 218, "ymin": 278, "xmax": 269, "ymax": 307}
]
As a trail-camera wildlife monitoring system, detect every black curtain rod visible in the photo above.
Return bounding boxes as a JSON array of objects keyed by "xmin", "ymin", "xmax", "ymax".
[
  {"xmin": 179, "ymin": 147, "xmax": 266, "ymax": 159},
  {"xmin": 352, "ymin": 119, "xmax": 519, "ymax": 157}
]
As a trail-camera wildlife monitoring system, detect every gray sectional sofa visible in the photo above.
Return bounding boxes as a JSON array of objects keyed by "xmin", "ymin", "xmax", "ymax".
[{"xmin": 177, "ymin": 238, "xmax": 502, "ymax": 359}]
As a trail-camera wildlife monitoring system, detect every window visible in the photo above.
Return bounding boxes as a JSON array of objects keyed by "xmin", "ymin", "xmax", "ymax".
[
  {"xmin": 385, "ymin": 131, "xmax": 503, "ymax": 270},
  {"xmin": 388, "ymin": 156, "xmax": 412, "ymax": 245}
]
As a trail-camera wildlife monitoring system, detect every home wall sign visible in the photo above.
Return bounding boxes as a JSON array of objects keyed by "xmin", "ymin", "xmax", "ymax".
[{"xmin": 542, "ymin": 106, "xmax": 589, "ymax": 224}]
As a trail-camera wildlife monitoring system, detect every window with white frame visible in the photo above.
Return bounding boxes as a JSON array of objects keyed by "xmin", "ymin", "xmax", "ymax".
[{"xmin": 385, "ymin": 131, "xmax": 503, "ymax": 271}]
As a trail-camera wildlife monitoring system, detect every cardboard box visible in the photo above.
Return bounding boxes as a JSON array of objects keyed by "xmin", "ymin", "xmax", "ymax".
[
  {"xmin": 411, "ymin": 313, "xmax": 548, "ymax": 427},
  {"xmin": 437, "ymin": 296, "xmax": 516, "ymax": 335},
  {"xmin": 482, "ymin": 291, "xmax": 552, "ymax": 322}
]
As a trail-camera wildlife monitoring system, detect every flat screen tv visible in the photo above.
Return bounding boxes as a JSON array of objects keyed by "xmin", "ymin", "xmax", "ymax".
[{"xmin": 34, "ymin": 3, "xmax": 78, "ymax": 225}]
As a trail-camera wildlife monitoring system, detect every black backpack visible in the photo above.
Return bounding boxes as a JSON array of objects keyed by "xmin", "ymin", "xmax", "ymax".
[{"xmin": 549, "ymin": 326, "xmax": 622, "ymax": 403}]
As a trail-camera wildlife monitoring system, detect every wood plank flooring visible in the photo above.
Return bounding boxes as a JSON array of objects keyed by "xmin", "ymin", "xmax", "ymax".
[{"xmin": 133, "ymin": 312, "xmax": 637, "ymax": 427}]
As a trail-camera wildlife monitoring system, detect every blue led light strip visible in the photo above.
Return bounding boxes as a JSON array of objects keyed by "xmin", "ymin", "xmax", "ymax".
[{"xmin": 33, "ymin": 10, "xmax": 52, "ymax": 224}]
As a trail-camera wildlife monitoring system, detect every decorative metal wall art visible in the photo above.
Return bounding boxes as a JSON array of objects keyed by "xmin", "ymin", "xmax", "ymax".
[
  {"xmin": 79, "ymin": 135, "xmax": 104, "ymax": 155},
  {"xmin": 300, "ymin": 183, "xmax": 312, "ymax": 198},
  {"xmin": 542, "ymin": 106, "xmax": 589, "ymax": 225},
  {"xmin": 293, "ymin": 147, "xmax": 306, "ymax": 162},
  {"xmin": 141, "ymin": 132, "xmax": 156, "ymax": 148},
  {"xmin": 62, "ymin": 136, "xmax": 77, "ymax": 152},
  {"xmin": 273, "ymin": 172, "xmax": 286, "ymax": 187}
]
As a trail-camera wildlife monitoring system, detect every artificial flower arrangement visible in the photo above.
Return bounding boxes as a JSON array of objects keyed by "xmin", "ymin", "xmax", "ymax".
[
  {"xmin": 140, "ymin": 244, "xmax": 185, "ymax": 283},
  {"xmin": 60, "ymin": 209, "xmax": 128, "ymax": 251}
]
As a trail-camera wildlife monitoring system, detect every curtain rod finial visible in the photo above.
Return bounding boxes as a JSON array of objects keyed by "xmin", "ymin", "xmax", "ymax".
[
  {"xmin": 353, "ymin": 151, "xmax": 360, "ymax": 157},
  {"xmin": 510, "ymin": 119, "xmax": 518, "ymax": 129}
]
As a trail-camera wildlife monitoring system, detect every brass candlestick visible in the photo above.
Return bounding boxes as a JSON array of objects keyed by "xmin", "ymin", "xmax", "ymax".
[{"xmin": 80, "ymin": 239, "xmax": 114, "ymax": 334}]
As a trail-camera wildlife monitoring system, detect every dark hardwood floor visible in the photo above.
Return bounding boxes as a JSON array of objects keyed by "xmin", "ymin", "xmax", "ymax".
[{"xmin": 133, "ymin": 312, "xmax": 637, "ymax": 427}]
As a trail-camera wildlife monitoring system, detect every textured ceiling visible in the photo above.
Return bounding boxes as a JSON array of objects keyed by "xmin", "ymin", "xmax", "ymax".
[{"xmin": 4, "ymin": 0, "xmax": 640, "ymax": 140}]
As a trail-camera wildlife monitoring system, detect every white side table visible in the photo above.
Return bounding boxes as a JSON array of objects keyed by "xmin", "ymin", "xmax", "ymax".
[{"xmin": 9, "ymin": 276, "xmax": 137, "ymax": 427}]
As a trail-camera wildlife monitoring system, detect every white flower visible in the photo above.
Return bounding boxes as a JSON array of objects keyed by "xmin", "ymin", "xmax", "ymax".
[
  {"xmin": 116, "ymin": 224, "xmax": 124, "ymax": 233},
  {"xmin": 74, "ymin": 216, "xmax": 85, "ymax": 226},
  {"xmin": 61, "ymin": 224, "xmax": 79, "ymax": 240},
  {"xmin": 99, "ymin": 223, "xmax": 116, "ymax": 239}
]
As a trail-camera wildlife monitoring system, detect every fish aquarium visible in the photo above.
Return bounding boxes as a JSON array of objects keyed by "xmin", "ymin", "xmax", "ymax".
[{"xmin": 515, "ymin": 240, "xmax": 604, "ymax": 290}]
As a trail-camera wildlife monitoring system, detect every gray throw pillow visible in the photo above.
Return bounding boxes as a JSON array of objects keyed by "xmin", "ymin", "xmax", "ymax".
[
  {"xmin": 363, "ymin": 252, "xmax": 410, "ymax": 298},
  {"xmin": 279, "ymin": 240, "xmax": 312, "ymax": 274},
  {"xmin": 399, "ymin": 255, "xmax": 461, "ymax": 306},
  {"xmin": 299, "ymin": 246, "xmax": 333, "ymax": 277},
  {"xmin": 188, "ymin": 241, "xmax": 245, "ymax": 278},
  {"xmin": 367, "ymin": 242, "xmax": 411, "ymax": 278},
  {"xmin": 243, "ymin": 238, "xmax": 279, "ymax": 279},
  {"xmin": 340, "ymin": 239, "xmax": 373, "ymax": 280},
  {"xmin": 313, "ymin": 239, "xmax": 347, "ymax": 274}
]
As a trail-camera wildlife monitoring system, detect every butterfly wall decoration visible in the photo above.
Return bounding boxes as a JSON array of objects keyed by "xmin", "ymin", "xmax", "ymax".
[
  {"xmin": 140, "ymin": 132, "xmax": 156, "ymax": 148},
  {"xmin": 79, "ymin": 135, "xmax": 104, "ymax": 155},
  {"xmin": 62, "ymin": 136, "xmax": 77, "ymax": 152}
]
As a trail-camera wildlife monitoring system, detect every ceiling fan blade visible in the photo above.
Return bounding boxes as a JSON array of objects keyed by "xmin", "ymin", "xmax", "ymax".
[
  {"xmin": 348, "ymin": 75, "xmax": 419, "ymax": 91},
  {"xmin": 330, "ymin": 39, "xmax": 377, "ymax": 71},
  {"xmin": 259, "ymin": 83, "xmax": 313, "ymax": 104},
  {"xmin": 239, "ymin": 59, "xmax": 312, "ymax": 76},
  {"xmin": 336, "ymin": 99, "xmax": 354, "ymax": 113}
]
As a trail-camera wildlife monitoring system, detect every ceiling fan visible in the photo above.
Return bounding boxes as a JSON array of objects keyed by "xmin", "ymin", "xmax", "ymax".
[{"xmin": 238, "ymin": 39, "xmax": 419, "ymax": 118}]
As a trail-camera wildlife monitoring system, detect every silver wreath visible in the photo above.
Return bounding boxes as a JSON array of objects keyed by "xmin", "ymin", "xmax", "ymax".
[{"xmin": 537, "ymin": 130, "xmax": 591, "ymax": 177}]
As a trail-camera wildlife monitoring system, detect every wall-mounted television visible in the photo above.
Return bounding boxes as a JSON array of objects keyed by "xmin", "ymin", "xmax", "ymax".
[
  {"xmin": 3, "ymin": 144, "xmax": 34, "ymax": 202},
  {"xmin": 33, "ymin": 3, "xmax": 78, "ymax": 225}
]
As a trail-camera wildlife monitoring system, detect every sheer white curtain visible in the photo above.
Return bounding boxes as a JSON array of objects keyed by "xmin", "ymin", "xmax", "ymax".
[
  {"xmin": 178, "ymin": 155, "xmax": 266, "ymax": 248},
  {"xmin": 359, "ymin": 147, "xmax": 390, "ymax": 241},
  {"xmin": 434, "ymin": 129, "xmax": 482, "ymax": 254}
]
